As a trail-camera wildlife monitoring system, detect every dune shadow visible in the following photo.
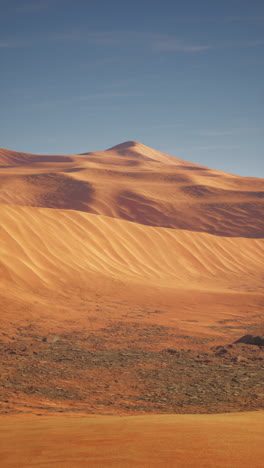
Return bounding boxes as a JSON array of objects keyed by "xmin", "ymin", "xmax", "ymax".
[
  {"xmin": 16, "ymin": 173, "xmax": 96, "ymax": 212},
  {"xmin": 116, "ymin": 190, "xmax": 264, "ymax": 238},
  {"xmin": 29, "ymin": 155, "xmax": 74, "ymax": 163}
]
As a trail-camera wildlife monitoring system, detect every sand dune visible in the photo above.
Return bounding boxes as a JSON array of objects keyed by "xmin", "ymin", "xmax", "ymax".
[
  {"xmin": 1, "ymin": 141, "xmax": 263, "ymax": 237},
  {"xmin": 1, "ymin": 204, "xmax": 263, "ymax": 291},
  {"xmin": 0, "ymin": 147, "xmax": 73, "ymax": 166}
]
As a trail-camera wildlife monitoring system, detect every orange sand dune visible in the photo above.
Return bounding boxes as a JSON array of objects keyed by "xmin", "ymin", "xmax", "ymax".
[
  {"xmin": 0, "ymin": 412, "xmax": 263, "ymax": 467},
  {"xmin": 1, "ymin": 141, "xmax": 263, "ymax": 237},
  {"xmin": 1, "ymin": 204, "xmax": 263, "ymax": 288},
  {"xmin": 0, "ymin": 203, "xmax": 263, "ymax": 340}
]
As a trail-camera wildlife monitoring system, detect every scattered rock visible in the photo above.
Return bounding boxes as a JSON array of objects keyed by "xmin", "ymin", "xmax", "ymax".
[{"xmin": 235, "ymin": 334, "xmax": 264, "ymax": 347}]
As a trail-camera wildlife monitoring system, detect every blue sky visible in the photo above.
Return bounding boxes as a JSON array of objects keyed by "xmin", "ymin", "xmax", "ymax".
[{"xmin": 0, "ymin": 0, "xmax": 263, "ymax": 177}]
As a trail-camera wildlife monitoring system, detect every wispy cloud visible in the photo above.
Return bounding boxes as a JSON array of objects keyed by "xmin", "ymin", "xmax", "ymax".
[
  {"xmin": 148, "ymin": 37, "xmax": 212, "ymax": 53},
  {"xmin": 52, "ymin": 30, "xmax": 212, "ymax": 53},
  {"xmin": 49, "ymin": 30, "xmax": 264, "ymax": 52},
  {"xmin": 197, "ymin": 145, "xmax": 240, "ymax": 150},
  {"xmin": 197, "ymin": 130, "xmax": 239, "ymax": 137},
  {"xmin": 225, "ymin": 39, "xmax": 264, "ymax": 48},
  {"xmin": 163, "ymin": 16, "xmax": 264, "ymax": 24},
  {"xmin": 38, "ymin": 91, "xmax": 143, "ymax": 107},
  {"xmin": 89, "ymin": 57, "xmax": 120, "ymax": 67},
  {"xmin": 151, "ymin": 123, "xmax": 185, "ymax": 129},
  {"xmin": 0, "ymin": 39, "xmax": 28, "ymax": 48},
  {"xmin": 100, "ymin": 79, "xmax": 135, "ymax": 89},
  {"xmin": 1, "ymin": 28, "xmax": 263, "ymax": 53},
  {"xmin": 226, "ymin": 16, "xmax": 264, "ymax": 23},
  {"xmin": 197, "ymin": 127, "xmax": 263, "ymax": 136},
  {"xmin": 75, "ymin": 92, "xmax": 143, "ymax": 101},
  {"xmin": 53, "ymin": 31, "xmax": 120, "ymax": 46},
  {"xmin": 15, "ymin": 0, "xmax": 56, "ymax": 13},
  {"xmin": 161, "ymin": 144, "xmax": 241, "ymax": 155}
]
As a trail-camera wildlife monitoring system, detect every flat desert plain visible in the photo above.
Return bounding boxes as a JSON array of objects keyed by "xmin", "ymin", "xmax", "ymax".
[
  {"xmin": 0, "ymin": 412, "xmax": 264, "ymax": 467},
  {"xmin": 0, "ymin": 141, "xmax": 263, "ymax": 466}
]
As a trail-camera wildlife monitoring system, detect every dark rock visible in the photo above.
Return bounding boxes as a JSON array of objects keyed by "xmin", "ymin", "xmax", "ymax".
[
  {"xmin": 235, "ymin": 334, "xmax": 264, "ymax": 347},
  {"xmin": 213, "ymin": 346, "xmax": 228, "ymax": 356},
  {"xmin": 166, "ymin": 349, "xmax": 179, "ymax": 355}
]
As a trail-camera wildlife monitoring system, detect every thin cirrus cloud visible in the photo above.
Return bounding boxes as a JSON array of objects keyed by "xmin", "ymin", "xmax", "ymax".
[
  {"xmin": 164, "ymin": 16, "xmax": 264, "ymax": 24},
  {"xmin": 53, "ymin": 31, "xmax": 120, "ymax": 46},
  {"xmin": 37, "ymin": 92, "xmax": 143, "ymax": 107},
  {"xmin": 225, "ymin": 39, "xmax": 264, "ymax": 47},
  {"xmin": 1, "ymin": 29, "xmax": 263, "ymax": 53},
  {"xmin": 53, "ymin": 30, "xmax": 212, "ymax": 53},
  {"xmin": 14, "ymin": 0, "xmax": 60, "ymax": 13},
  {"xmin": 0, "ymin": 30, "xmax": 212, "ymax": 53},
  {"xmin": 197, "ymin": 145, "xmax": 240, "ymax": 150},
  {"xmin": 53, "ymin": 30, "xmax": 264, "ymax": 52},
  {"xmin": 69, "ymin": 92, "xmax": 143, "ymax": 101},
  {"xmin": 226, "ymin": 16, "xmax": 264, "ymax": 23},
  {"xmin": 15, "ymin": 3, "xmax": 48, "ymax": 12},
  {"xmin": 0, "ymin": 39, "xmax": 28, "ymax": 48},
  {"xmin": 197, "ymin": 128, "xmax": 263, "ymax": 136},
  {"xmin": 197, "ymin": 130, "xmax": 241, "ymax": 137},
  {"xmin": 151, "ymin": 123, "xmax": 185, "ymax": 129},
  {"xmin": 148, "ymin": 36, "xmax": 212, "ymax": 52}
]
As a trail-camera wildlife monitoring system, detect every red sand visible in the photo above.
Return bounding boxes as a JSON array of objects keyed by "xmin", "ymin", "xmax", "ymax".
[{"xmin": 0, "ymin": 412, "xmax": 263, "ymax": 467}]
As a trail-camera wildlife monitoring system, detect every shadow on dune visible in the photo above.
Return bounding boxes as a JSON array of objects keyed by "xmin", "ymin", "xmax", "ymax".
[
  {"xmin": 62, "ymin": 167, "xmax": 86, "ymax": 173},
  {"xmin": 7, "ymin": 173, "xmax": 96, "ymax": 212},
  {"xmin": 182, "ymin": 185, "xmax": 264, "ymax": 199},
  {"xmin": 29, "ymin": 155, "xmax": 74, "ymax": 163},
  {"xmin": 176, "ymin": 165, "xmax": 209, "ymax": 171},
  {"xmin": 117, "ymin": 190, "xmax": 264, "ymax": 238}
]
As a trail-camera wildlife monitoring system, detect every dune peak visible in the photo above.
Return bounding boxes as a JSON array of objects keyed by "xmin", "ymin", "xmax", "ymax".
[{"xmin": 106, "ymin": 140, "xmax": 142, "ymax": 151}]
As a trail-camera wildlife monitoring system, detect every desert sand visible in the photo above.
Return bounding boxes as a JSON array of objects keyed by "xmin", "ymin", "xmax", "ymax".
[
  {"xmin": 0, "ymin": 412, "xmax": 264, "ymax": 467},
  {"xmin": 0, "ymin": 141, "xmax": 263, "ymax": 465}
]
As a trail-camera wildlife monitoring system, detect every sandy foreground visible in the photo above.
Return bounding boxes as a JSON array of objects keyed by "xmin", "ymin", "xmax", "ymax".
[{"xmin": 0, "ymin": 412, "xmax": 263, "ymax": 467}]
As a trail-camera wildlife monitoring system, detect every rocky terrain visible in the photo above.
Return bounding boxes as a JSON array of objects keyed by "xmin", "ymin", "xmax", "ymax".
[{"xmin": 0, "ymin": 323, "xmax": 263, "ymax": 415}]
